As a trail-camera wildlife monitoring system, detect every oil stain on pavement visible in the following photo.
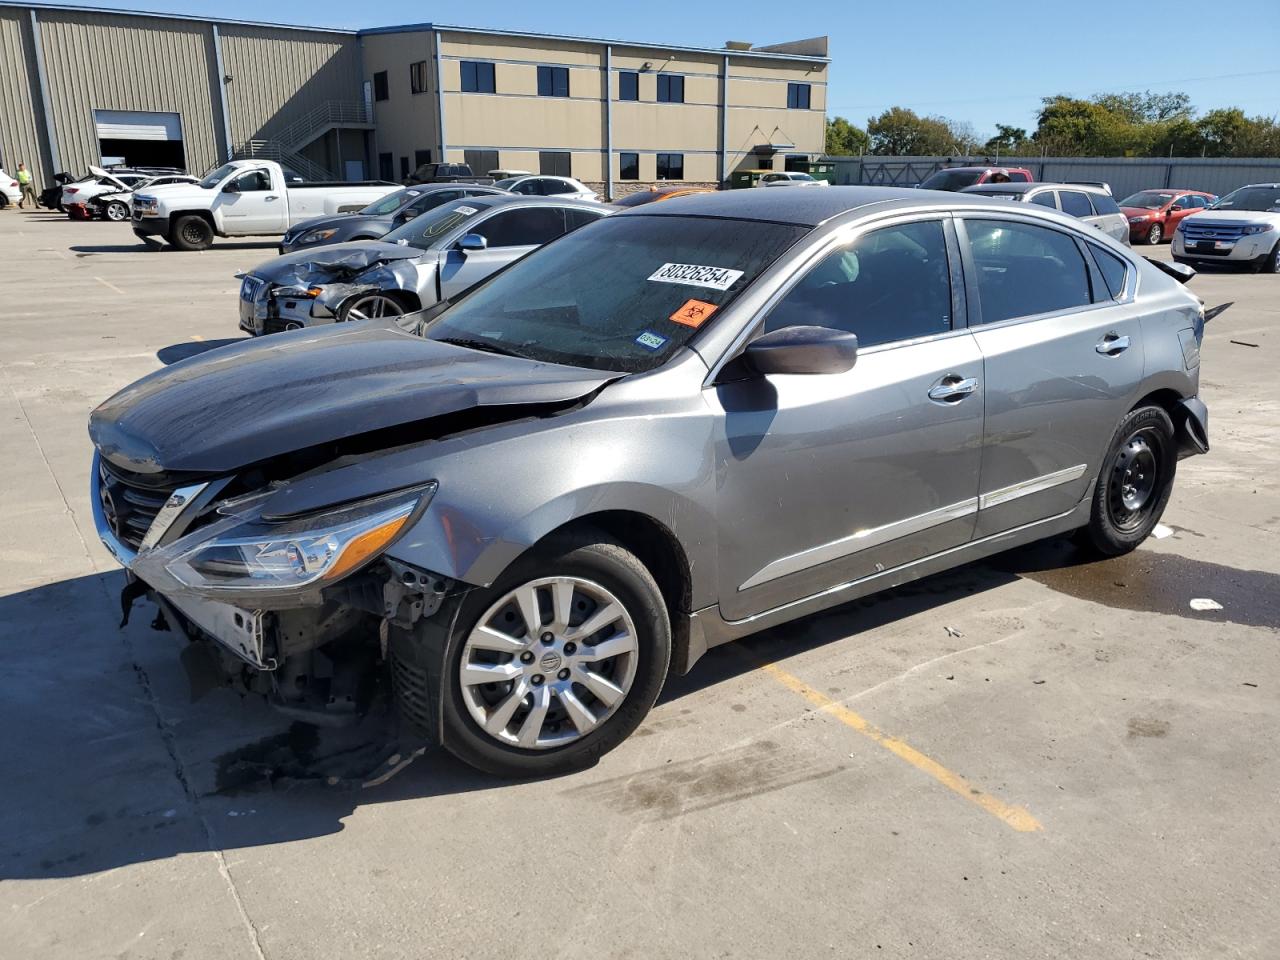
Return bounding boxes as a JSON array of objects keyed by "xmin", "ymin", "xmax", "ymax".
[{"xmin": 993, "ymin": 538, "xmax": 1280, "ymax": 629}]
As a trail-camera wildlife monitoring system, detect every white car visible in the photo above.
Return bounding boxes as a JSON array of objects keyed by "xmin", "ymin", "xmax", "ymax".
[
  {"xmin": 61, "ymin": 165, "xmax": 153, "ymax": 211},
  {"xmin": 91, "ymin": 174, "xmax": 199, "ymax": 222},
  {"xmin": 0, "ymin": 168, "xmax": 20, "ymax": 207},
  {"xmin": 494, "ymin": 174, "xmax": 599, "ymax": 202},
  {"xmin": 757, "ymin": 172, "xmax": 828, "ymax": 188},
  {"xmin": 1172, "ymin": 182, "xmax": 1280, "ymax": 274}
]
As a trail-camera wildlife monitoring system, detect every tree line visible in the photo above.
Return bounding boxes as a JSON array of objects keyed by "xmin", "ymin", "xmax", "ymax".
[{"xmin": 825, "ymin": 91, "xmax": 1280, "ymax": 158}]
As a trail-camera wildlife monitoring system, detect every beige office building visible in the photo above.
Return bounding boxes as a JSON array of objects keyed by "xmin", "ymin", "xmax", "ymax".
[{"xmin": 0, "ymin": 3, "xmax": 828, "ymax": 197}]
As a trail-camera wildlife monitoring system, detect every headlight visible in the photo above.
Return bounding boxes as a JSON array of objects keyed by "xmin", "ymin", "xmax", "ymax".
[
  {"xmin": 298, "ymin": 228, "xmax": 338, "ymax": 244},
  {"xmin": 1128, "ymin": 215, "xmax": 1150, "ymax": 222},
  {"xmin": 274, "ymin": 284, "xmax": 324, "ymax": 298},
  {"xmin": 1242, "ymin": 223, "xmax": 1276, "ymax": 235},
  {"xmin": 133, "ymin": 485, "xmax": 434, "ymax": 599}
]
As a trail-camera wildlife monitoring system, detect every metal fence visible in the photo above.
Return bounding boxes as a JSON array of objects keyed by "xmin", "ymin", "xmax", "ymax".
[{"xmin": 828, "ymin": 156, "xmax": 1280, "ymax": 199}]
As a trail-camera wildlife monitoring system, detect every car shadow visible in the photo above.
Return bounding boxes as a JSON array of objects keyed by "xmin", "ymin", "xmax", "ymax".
[
  {"xmin": 157, "ymin": 338, "xmax": 250, "ymax": 364},
  {"xmin": 69, "ymin": 240, "xmax": 281, "ymax": 255}
]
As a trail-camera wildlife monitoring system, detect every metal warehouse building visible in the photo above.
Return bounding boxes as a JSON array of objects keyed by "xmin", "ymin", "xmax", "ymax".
[{"xmin": 0, "ymin": 2, "xmax": 828, "ymax": 196}]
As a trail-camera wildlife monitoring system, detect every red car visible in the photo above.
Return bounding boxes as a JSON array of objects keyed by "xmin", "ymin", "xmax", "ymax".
[
  {"xmin": 1119, "ymin": 189, "xmax": 1217, "ymax": 245},
  {"xmin": 918, "ymin": 166, "xmax": 1034, "ymax": 191}
]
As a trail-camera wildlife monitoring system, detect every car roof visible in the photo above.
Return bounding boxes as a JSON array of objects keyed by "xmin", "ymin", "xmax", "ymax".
[
  {"xmin": 465, "ymin": 193, "xmax": 602, "ymax": 211},
  {"xmin": 962, "ymin": 181, "xmax": 1111, "ymax": 196},
  {"xmin": 931, "ymin": 165, "xmax": 1029, "ymax": 173},
  {"xmin": 622, "ymin": 185, "xmax": 1011, "ymax": 226}
]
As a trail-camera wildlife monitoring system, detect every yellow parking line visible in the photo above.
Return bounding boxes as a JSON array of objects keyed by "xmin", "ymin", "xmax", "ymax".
[{"xmin": 759, "ymin": 660, "xmax": 1043, "ymax": 833}]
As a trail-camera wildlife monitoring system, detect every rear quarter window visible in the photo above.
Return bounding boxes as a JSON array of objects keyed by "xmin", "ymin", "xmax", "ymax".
[
  {"xmin": 1088, "ymin": 244, "xmax": 1129, "ymax": 301},
  {"xmin": 1090, "ymin": 193, "xmax": 1121, "ymax": 215}
]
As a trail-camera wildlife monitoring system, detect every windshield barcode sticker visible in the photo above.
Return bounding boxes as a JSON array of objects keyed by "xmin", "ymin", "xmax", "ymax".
[
  {"xmin": 454, "ymin": 205, "xmax": 479, "ymax": 215},
  {"xmin": 647, "ymin": 262, "xmax": 744, "ymax": 291}
]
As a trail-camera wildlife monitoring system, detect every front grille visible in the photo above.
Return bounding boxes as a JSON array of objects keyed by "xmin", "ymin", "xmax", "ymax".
[
  {"xmin": 98, "ymin": 460, "xmax": 180, "ymax": 550},
  {"xmin": 240, "ymin": 276, "xmax": 265, "ymax": 301},
  {"xmin": 1182, "ymin": 221, "xmax": 1246, "ymax": 242}
]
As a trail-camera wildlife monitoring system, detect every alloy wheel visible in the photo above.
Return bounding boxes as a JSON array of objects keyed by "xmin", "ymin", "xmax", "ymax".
[
  {"xmin": 1147, "ymin": 223, "xmax": 1162, "ymax": 245},
  {"xmin": 106, "ymin": 202, "xmax": 128, "ymax": 222},
  {"xmin": 344, "ymin": 294, "xmax": 405, "ymax": 321},
  {"xmin": 458, "ymin": 576, "xmax": 640, "ymax": 750}
]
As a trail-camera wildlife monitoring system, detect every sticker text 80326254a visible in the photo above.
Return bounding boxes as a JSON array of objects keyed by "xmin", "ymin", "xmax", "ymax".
[{"xmin": 647, "ymin": 262, "xmax": 745, "ymax": 291}]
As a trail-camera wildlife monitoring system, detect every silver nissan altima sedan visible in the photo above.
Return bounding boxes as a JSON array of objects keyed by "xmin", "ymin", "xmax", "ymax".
[{"xmin": 89, "ymin": 187, "xmax": 1209, "ymax": 778}]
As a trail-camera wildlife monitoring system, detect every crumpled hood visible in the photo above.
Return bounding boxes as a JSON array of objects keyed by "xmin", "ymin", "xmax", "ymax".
[
  {"xmin": 89, "ymin": 321, "xmax": 613, "ymax": 475},
  {"xmin": 250, "ymin": 240, "xmax": 421, "ymax": 284}
]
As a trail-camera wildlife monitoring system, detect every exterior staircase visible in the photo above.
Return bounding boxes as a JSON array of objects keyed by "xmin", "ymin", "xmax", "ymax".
[{"xmin": 231, "ymin": 100, "xmax": 374, "ymax": 181}]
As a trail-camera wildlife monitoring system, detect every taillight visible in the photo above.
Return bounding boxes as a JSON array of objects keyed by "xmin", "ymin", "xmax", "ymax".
[{"xmin": 66, "ymin": 187, "xmax": 79, "ymax": 195}]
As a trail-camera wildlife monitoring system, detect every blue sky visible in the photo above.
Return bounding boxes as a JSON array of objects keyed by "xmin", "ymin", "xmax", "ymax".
[{"xmin": 78, "ymin": 0, "xmax": 1280, "ymax": 138}]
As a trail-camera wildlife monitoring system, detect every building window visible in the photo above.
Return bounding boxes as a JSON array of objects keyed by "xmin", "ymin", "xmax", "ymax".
[
  {"xmin": 539, "ymin": 151, "xmax": 572, "ymax": 176},
  {"xmin": 378, "ymin": 152, "xmax": 393, "ymax": 180},
  {"xmin": 410, "ymin": 61, "xmax": 430, "ymax": 95},
  {"xmin": 787, "ymin": 82, "xmax": 811, "ymax": 109},
  {"xmin": 657, "ymin": 74, "xmax": 685, "ymax": 103},
  {"xmin": 460, "ymin": 61, "xmax": 496, "ymax": 94},
  {"xmin": 619, "ymin": 71, "xmax": 639, "ymax": 101},
  {"xmin": 537, "ymin": 65, "xmax": 570, "ymax": 98},
  {"xmin": 784, "ymin": 154, "xmax": 808, "ymax": 172},
  {"xmin": 373, "ymin": 71, "xmax": 389, "ymax": 102},
  {"xmin": 464, "ymin": 149, "xmax": 499, "ymax": 175},
  {"xmin": 400, "ymin": 156, "xmax": 409, "ymax": 179},
  {"xmin": 414, "ymin": 149, "xmax": 432, "ymax": 168},
  {"xmin": 619, "ymin": 152, "xmax": 640, "ymax": 180},
  {"xmin": 656, "ymin": 153, "xmax": 684, "ymax": 180}
]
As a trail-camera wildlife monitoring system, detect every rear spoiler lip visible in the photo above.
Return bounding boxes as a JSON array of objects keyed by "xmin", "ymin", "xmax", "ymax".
[{"xmin": 1145, "ymin": 256, "xmax": 1196, "ymax": 284}]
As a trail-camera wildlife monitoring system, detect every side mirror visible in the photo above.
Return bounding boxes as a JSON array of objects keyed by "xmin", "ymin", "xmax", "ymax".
[
  {"xmin": 457, "ymin": 233, "xmax": 488, "ymax": 253},
  {"xmin": 744, "ymin": 325, "xmax": 858, "ymax": 376},
  {"xmin": 222, "ymin": 181, "xmax": 240, "ymax": 194},
  {"xmin": 1169, "ymin": 204, "xmax": 1183, "ymax": 212}
]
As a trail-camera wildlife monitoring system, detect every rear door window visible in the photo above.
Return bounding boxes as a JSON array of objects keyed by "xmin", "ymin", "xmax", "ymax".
[
  {"xmin": 1030, "ymin": 191, "xmax": 1057, "ymax": 208},
  {"xmin": 765, "ymin": 220, "xmax": 952, "ymax": 347},
  {"xmin": 541, "ymin": 179, "xmax": 577, "ymax": 195},
  {"xmin": 1058, "ymin": 191, "xmax": 1094, "ymax": 218},
  {"xmin": 964, "ymin": 219, "xmax": 1093, "ymax": 324}
]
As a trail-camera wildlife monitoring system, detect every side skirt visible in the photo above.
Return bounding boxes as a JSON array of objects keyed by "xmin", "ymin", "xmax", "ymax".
[{"xmin": 679, "ymin": 491, "xmax": 1094, "ymax": 672}]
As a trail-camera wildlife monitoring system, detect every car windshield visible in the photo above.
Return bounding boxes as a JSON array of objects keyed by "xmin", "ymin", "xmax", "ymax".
[
  {"xmin": 423, "ymin": 214, "xmax": 808, "ymax": 373},
  {"xmin": 494, "ymin": 178, "xmax": 519, "ymax": 190},
  {"xmin": 362, "ymin": 188, "xmax": 419, "ymax": 216},
  {"xmin": 921, "ymin": 170, "xmax": 983, "ymax": 190},
  {"xmin": 198, "ymin": 163, "xmax": 238, "ymax": 189},
  {"xmin": 1121, "ymin": 191, "xmax": 1175, "ymax": 209},
  {"xmin": 381, "ymin": 199, "xmax": 487, "ymax": 250},
  {"xmin": 1209, "ymin": 186, "xmax": 1280, "ymax": 212}
]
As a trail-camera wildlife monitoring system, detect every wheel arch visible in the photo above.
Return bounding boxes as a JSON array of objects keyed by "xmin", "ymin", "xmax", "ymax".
[
  {"xmin": 169, "ymin": 209, "xmax": 216, "ymax": 230},
  {"xmin": 535, "ymin": 510, "xmax": 695, "ymax": 676}
]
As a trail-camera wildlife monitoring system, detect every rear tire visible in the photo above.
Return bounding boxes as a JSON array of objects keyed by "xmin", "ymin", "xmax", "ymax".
[
  {"xmin": 1079, "ymin": 405, "xmax": 1176, "ymax": 557},
  {"xmin": 169, "ymin": 214, "xmax": 213, "ymax": 251},
  {"xmin": 393, "ymin": 531, "xmax": 671, "ymax": 778}
]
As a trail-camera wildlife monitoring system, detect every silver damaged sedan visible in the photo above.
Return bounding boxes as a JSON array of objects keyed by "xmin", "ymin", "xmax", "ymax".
[{"xmin": 90, "ymin": 187, "xmax": 1210, "ymax": 777}]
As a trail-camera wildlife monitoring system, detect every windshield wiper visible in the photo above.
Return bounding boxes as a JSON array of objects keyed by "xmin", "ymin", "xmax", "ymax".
[{"xmin": 436, "ymin": 336, "xmax": 523, "ymax": 359}]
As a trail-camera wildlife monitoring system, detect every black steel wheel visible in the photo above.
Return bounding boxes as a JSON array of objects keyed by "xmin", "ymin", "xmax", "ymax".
[{"xmin": 1080, "ymin": 405, "xmax": 1177, "ymax": 556}]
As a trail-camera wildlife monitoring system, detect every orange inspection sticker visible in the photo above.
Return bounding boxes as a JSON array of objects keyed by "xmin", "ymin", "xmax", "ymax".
[{"xmin": 669, "ymin": 299, "xmax": 719, "ymax": 328}]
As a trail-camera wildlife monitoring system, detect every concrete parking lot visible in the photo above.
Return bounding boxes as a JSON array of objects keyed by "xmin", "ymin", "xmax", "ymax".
[{"xmin": 1, "ymin": 209, "xmax": 1277, "ymax": 960}]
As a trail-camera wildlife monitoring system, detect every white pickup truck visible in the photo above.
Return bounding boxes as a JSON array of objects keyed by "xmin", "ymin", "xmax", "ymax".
[{"xmin": 131, "ymin": 159, "xmax": 398, "ymax": 251}]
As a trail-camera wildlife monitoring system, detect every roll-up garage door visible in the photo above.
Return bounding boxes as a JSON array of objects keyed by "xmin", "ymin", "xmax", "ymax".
[
  {"xmin": 93, "ymin": 110, "xmax": 183, "ymax": 141},
  {"xmin": 93, "ymin": 110, "xmax": 186, "ymax": 169}
]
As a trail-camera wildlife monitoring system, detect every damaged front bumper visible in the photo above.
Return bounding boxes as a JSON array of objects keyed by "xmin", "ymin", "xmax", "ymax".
[
  {"xmin": 237, "ymin": 276, "xmax": 382, "ymax": 336},
  {"xmin": 91, "ymin": 452, "xmax": 458, "ymax": 722}
]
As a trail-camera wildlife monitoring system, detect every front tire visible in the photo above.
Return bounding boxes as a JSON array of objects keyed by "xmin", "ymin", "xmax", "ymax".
[
  {"xmin": 339, "ymin": 292, "xmax": 408, "ymax": 321},
  {"xmin": 1145, "ymin": 222, "xmax": 1163, "ymax": 245},
  {"xmin": 1080, "ymin": 405, "xmax": 1177, "ymax": 557},
  {"xmin": 396, "ymin": 532, "xmax": 671, "ymax": 778},
  {"xmin": 104, "ymin": 200, "xmax": 129, "ymax": 222},
  {"xmin": 1254, "ymin": 241, "xmax": 1280, "ymax": 275},
  {"xmin": 169, "ymin": 214, "xmax": 213, "ymax": 251}
]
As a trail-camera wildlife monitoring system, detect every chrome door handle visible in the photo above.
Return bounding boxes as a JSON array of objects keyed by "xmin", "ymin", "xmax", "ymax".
[
  {"xmin": 1096, "ymin": 333, "xmax": 1131, "ymax": 356},
  {"xmin": 928, "ymin": 376, "xmax": 979, "ymax": 403},
  {"xmin": 265, "ymin": 195, "xmax": 279, "ymax": 201}
]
